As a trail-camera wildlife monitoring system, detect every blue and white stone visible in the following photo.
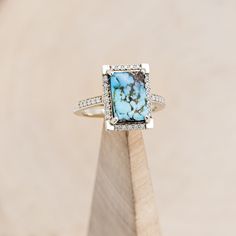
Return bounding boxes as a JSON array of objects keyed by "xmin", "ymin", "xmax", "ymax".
[{"xmin": 110, "ymin": 72, "xmax": 148, "ymax": 122}]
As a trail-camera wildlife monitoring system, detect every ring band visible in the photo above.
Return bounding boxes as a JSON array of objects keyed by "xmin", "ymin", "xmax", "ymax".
[{"xmin": 74, "ymin": 94, "xmax": 165, "ymax": 118}]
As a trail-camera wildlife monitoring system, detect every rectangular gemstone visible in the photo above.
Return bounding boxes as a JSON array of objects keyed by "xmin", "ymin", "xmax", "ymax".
[{"xmin": 109, "ymin": 71, "xmax": 148, "ymax": 122}]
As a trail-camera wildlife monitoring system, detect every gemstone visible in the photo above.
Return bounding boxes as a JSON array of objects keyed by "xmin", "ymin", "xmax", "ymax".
[{"xmin": 109, "ymin": 71, "xmax": 148, "ymax": 122}]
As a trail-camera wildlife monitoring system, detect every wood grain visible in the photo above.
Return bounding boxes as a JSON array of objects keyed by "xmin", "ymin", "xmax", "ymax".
[{"xmin": 87, "ymin": 125, "xmax": 160, "ymax": 236}]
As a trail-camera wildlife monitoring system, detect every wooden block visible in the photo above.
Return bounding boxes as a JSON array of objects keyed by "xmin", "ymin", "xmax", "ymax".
[{"xmin": 87, "ymin": 125, "xmax": 161, "ymax": 236}]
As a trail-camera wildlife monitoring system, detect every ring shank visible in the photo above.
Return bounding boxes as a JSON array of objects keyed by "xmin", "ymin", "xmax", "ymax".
[
  {"xmin": 74, "ymin": 94, "xmax": 165, "ymax": 118},
  {"xmin": 80, "ymin": 106, "xmax": 105, "ymax": 118}
]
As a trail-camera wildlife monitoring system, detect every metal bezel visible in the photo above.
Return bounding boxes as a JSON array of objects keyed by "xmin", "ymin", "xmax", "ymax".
[{"xmin": 102, "ymin": 63, "xmax": 153, "ymax": 131}]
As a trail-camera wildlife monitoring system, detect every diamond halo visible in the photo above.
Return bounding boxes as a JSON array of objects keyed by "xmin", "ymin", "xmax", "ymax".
[{"xmin": 103, "ymin": 63, "xmax": 153, "ymax": 131}]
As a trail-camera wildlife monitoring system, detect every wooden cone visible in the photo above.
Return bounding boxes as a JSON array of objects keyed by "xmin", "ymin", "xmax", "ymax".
[{"xmin": 87, "ymin": 125, "xmax": 161, "ymax": 236}]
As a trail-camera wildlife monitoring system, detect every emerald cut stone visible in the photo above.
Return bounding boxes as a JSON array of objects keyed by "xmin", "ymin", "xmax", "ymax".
[{"xmin": 109, "ymin": 71, "xmax": 148, "ymax": 122}]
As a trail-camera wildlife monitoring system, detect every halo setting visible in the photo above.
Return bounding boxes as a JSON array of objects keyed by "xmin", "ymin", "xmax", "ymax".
[{"xmin": 102, "ymin": 64, "xmax": 153, "ymax": 131}]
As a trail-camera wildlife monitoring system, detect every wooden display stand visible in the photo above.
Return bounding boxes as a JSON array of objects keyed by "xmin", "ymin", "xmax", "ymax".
[{"xmin": 87, "ymin": 124, "xmax": 161, "ymax": 236}]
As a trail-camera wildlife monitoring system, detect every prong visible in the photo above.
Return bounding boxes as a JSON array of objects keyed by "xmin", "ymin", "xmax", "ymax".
[
  {"xmin": 141, "ymin": 63, "xmax": 150, "ymax": 74},
  {"xmin": 110, "ymin": 117, "xmax": 119, "ymax": 125},
  {"xmin": 146, "ymin": 118, "xmax": 154, "ymax": 129},
  {"xmin": 141, "ymin": 68, "xmax": 146, "ymax": 74},
  {"xmin": 145, "ymin": 115, "xmax": 150, "ymax": 123},
  {"xmin": 106, "ymin": 69, "xmax": 113, "ymax": 76},
  {"xmin": 102, "ymin": 65, "xmax": 111, "ymax": 75},
  {"xmin": 105, "ymin": 120, "xmax": 115, "ymax": 131}
]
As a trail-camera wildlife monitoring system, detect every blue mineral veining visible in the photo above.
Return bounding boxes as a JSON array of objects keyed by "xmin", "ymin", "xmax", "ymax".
[{"xmin": 110, "ymin": 72, "xmax": 148, "ymax": 122}]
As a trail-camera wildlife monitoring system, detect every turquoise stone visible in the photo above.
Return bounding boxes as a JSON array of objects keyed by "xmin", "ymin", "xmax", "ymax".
[{"xmin": 110, "ymin": 72, "xmax": 148, "ymax": 122}]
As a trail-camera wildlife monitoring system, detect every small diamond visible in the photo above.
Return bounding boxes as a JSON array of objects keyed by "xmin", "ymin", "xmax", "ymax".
[
  {"xmin": 132, "ymin": 64, "xmax": 139, "ymax": 69},
  {"xmin": 116, "ymin": 125, "xmax": 122, "ymax": 131},
  {"xmin": 104, "ymin": 97, "xmax": 110, "ymax": 103},
  {"xmin": 103, "ymin": 76, "xmax": 109, "ymax": 83},
  {"xmin": 105, "ymin": 103, "xmax": 111, "ymax": 110},
  {"xmin": 96, "ymin": 97, "xmax": 100, "ymax": 103},
  {"xmin": 105, "ymin": 114, "xmax": 111, "ymax": 119},
  {"xmin": 104, "ymin": 86, "xmax": 110, "ymax": 94},
  {"xmin": 145, "ymin": 77, "xmax": 150, "ymax": 83}
]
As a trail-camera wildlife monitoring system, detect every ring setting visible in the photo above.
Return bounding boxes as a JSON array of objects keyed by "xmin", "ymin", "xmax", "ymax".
[{"xmin": 74, "ymin": 64, "xmax": 165, "ymax": 131}]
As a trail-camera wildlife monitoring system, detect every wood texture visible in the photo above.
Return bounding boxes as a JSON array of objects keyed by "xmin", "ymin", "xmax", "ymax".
[{"xmin": 87, "ymin": 126, "xmax": 160, "ymax": 236}]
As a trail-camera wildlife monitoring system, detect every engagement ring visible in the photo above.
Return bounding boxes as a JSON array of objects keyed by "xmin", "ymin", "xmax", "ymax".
[{"xmin": 74, "ymin": 63, "xmax": 165, "ymax": 131}]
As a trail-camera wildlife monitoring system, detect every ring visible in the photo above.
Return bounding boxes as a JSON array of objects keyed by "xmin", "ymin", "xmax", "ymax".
[{"xmin": 74, "ymin": 63, "xmax": 165, "ymax": 131}]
